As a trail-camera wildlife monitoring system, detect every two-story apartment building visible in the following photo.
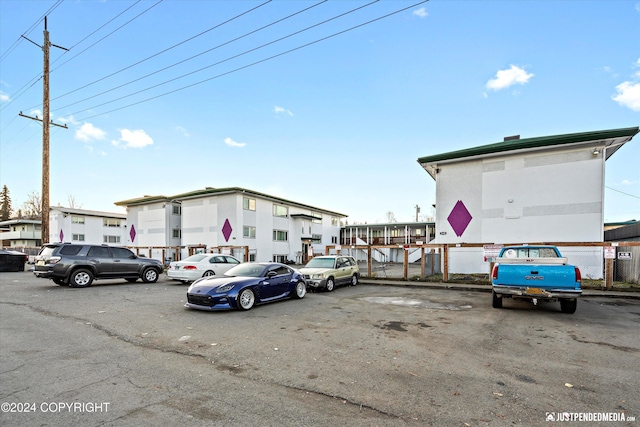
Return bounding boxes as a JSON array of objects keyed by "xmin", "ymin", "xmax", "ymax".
[{"xmin": 115, "ymin": 187, "xmax": 347, "ymax": 264}]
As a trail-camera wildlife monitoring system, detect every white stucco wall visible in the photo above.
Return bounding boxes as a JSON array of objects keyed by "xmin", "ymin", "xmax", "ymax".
[
  {"xmin": 433, "ymin": 147, "xmax": 606, "ymax": 277},
  {"xmin": 435, "ymin": 148, "xmax": 604, "ymax": 244}
]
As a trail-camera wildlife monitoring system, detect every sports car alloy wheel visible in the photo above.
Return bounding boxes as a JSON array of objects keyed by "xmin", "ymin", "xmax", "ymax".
[
  {"xmin": 293, "ymin": 282, "xmax": 306, "ymax": 299},
  {"xmin": 238, "ymin": 288, "xmax": 255, "ymax": 310}
]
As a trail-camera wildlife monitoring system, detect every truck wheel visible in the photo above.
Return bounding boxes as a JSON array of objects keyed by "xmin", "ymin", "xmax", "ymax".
[
  {"xmin": 492, "ymin": 290, "xmax": 502, "ymax": 308},
  {"xmin": 69, "ymin": 269, "xmax": 93, "ymax": 288},
  {"xmin": 560, "ymin": 299, "xmax": 577, "ymax": 314}
]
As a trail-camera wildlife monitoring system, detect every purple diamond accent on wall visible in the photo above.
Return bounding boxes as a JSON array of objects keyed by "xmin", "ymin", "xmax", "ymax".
[
  {"xmin": 447, "ymin": 200, "xmax": 472, "ymax": 237},
  {"xmin": 59, "ymin": 229, "xmax": 64, "ymax": 242},
  {"xmin": 129, "ymin": 224, "xmax": 137, "ymax": 242},
  {"xmin": 222, "ymin": 219, "xmax": 233, "ymax": 242}
]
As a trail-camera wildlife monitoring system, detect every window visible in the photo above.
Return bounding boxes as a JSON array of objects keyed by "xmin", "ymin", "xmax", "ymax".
[
  {"xmin": 243, "ymin": 197, "xmax": 256, "ymax": 211},
  {"xmin": 111, "ymin": 247, "xmax": 134, "ymax": 258},
  {"xmin": 414, "ymin": 228, "xmax": 423, "ymax": 236},
  {"xmin": 59, "ymin": 245, "xmax": 82, "ymax": 255},
  {"xmin": 172, "ymin": 205, "xmax": 181, "ymax": 215},
  {"xmin": 268, "ymin": 265, "xmax": 291, "ymax": 276},
  {"xmin": 72, "ymin": 234, "xmax": 85, "ymax": 242},
  {"xmin": 312, "ymin": 214, "xmax": 322, "ymax": 224},
  {"xmin": 273, "ymin": 230, "xmax": 288, "ymax": 241},
  {"xmin": 72, "ymin": 216, "xmax": 85, "ymax": 224},
  {"xmin": 243, "ymin": 226, "xmax": 256, "ymax": 238},
  {"xmin": 331, "ymin": 217, "xmax": 339, "ymax": 226},
  {"xmin": 331, "ymin": 236, "xmax": 338, "ymax": 244},
  {"xmin": 87, "ymin": 246, "xmax": 110, "ymax": 257},
  {"xmin": 103, "ymin": 235, "xmax": 121, "ymax": 243},
  {"xmin": 272, "ymin": 255, "xmax": 288, "ymax": 264},
  {"xmin": 104, "ymin": 218, "xmax": 121, "ymax": 227},
  {"xmin": 273, "ymin": 205, "xmax": 288, "ymax": 217},
  {"xmin": 311, "ymin": 234, "xmax": 322, "ymax": 242},
  {"xmin": 390, "ymin": 228, "xmax": 401, "ymax": 237},
  {"xmin": 172, "ymin": 229, "xmax": 181, "ymax": 238}
]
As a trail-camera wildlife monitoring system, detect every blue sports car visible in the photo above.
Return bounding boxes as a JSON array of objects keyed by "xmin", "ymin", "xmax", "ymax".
[{"xmin": 185, "ymin": 262, "xmax": 307, "ymax": 311}]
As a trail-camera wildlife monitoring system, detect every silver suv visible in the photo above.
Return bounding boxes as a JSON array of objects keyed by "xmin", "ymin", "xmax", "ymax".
[
  {"xmin": 299, "ymin": 255, "xmax": 359, "ymax": 291},
  {"xmin": 34, "ymin": 243, "xmax": 163, "ymax": 288}
]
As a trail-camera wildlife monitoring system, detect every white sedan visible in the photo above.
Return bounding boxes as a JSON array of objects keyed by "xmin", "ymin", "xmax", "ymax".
[{"xmin": 167, "ymin": 254, "xmax": 241, "ymax": 283}]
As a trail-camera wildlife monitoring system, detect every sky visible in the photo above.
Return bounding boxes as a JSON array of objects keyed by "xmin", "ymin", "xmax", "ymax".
[{"xmin": 0, "ymin": 0, "xmax": 639, "ymax": 225}]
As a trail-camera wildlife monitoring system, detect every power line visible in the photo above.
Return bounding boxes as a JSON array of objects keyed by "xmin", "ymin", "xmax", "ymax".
[
  {"xmin": 76, "ymin": 0, "xmax": 428, "ymax": 121},
  {"xmin": 50, "ymin": 0, "xmax": 275, "ymax": 106},
  {"xmin": 50, "ymin": 0, "xmax": 163, "ymax": 73},
  {"xmin": 1, "ymin": 0, "xmax": 157, "ymax": 112},
  {"xmin": 605, "ymin": 186, "xmax": 640, "ymax": 199},
  {"xmin": 0, "ymin": 0, "xmax": 64, "ymax": 63},
  {"xmin": 55, "ymin": 0, "xmax": 325, "ymax": 111}
]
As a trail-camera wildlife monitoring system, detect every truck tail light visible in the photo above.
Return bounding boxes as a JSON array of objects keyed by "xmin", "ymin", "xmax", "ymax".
[
  {"xmin": 492, "ymin": 265, "xmax": 498, "ymax": 280},
  {"xmin": 574, "ymin": 267, "xmax": 582, "ymax": 283}
]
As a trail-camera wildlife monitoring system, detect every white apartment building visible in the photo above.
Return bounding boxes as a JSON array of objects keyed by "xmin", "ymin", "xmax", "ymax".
[
  {"xmin": 115, "ymin": 187, "xmax": 347, "ymax": 263},
  {"xmin": 417, "ymin": 126, "xmax": 639, "ymax": 277},
  {"xmin": 48, "ymin": 206, "xmax": 128, "ymax": 245}
]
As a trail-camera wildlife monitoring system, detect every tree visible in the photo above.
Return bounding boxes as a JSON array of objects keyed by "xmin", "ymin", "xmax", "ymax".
[
  {"xmin": 386, "ymin": 211, "xmax": 397, "ymax": 223},
  {"xmin": 22, "ymin": 191, "xmax": 42, "ymax": 219},
  {"xmin": 67, "ymin": 194, "xmax": 82, "ymax": 209},
  {"xmin": 0, "ymin": 185, "xmax": 12, "ymax": 221}
]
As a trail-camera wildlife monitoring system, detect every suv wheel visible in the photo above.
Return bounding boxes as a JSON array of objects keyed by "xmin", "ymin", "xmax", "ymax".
[
  {"xmin": 69, "ymin": 269, "xmax": 94, "ymax": 288},
  {"xmin": 142, "ymin": 267, "xmax": 159, "ymax": 283}
]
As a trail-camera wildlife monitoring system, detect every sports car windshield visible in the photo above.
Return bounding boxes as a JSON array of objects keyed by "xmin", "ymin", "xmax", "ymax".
[
  {"xmin": 304, "ymin": 258, "xmax": 335, "ymax": 268},
  {"xmin": 224, "ymin": 263, "xmax": 267, "ymax": 278}
]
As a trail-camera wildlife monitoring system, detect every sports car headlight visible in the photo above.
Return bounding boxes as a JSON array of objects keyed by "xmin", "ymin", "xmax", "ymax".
[
  {"xmin": 311, "ymin": 273, "xmax": 325, "ymax": 279},
  {"xmin": 217, "ymin": 283, "xmax": 235, "ymax": 292}
]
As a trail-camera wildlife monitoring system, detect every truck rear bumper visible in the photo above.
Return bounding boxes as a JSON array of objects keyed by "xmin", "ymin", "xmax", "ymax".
[{"xmin": 493, "ymin": 286, "xmax": 581, "ymax": 299}]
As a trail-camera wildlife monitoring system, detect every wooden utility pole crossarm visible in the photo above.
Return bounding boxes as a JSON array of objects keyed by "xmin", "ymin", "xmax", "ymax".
[{"xmin": 19, "ymin": 17, "xmax": 68, "ymax": 244}]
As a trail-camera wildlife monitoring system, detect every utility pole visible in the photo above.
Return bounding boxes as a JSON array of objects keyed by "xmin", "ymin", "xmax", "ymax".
[
  {"xmin": 415, "ymin": 204, "xmax": 420, "ymax": 222},
  {"xmin": 19, "ymin": 17, "xmax": 67, "ymax": 244}
]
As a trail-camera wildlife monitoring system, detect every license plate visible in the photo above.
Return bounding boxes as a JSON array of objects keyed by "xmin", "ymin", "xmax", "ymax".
[
  {"xmin": 527, "ymin": 287, "xmax": 543, "ymax": 295},
  {"xmin": 175, "ymin": 266, "xmax": 180, "ymax": 270}
]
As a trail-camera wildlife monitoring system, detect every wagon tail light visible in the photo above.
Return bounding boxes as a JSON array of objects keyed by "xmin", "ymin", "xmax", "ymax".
[
  {"xmin": 575, "ymin": 267, "xmax": 582, "ymax": 284},
  {"xmin": 492, "ymin": 265, "xmax": 498, "ymax": 280},
  {"xmin": 183, "ymin": 266, "xmax": 197, "ymax": 270},
  {"xmin": 48, "ymin": 256, "xmax": 61, "ymax": 264}
]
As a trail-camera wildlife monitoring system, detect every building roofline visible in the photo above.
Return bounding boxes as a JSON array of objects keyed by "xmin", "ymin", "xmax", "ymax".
[
  {"xmin": 417, "ymin": 126, "xmax": 639, "ymax": 179},
  {"xmin": 115, "ymin": 187, "xmax": 348, "ymax": 217},
  {"xmin": 50, "ymin": 206, "xmax": 126, "ymax": 219}
]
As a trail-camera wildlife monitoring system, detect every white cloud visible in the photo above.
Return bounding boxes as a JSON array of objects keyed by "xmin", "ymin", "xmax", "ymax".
[
  {"xmin": 224, "ymin": 137, "xmax": 246, "ymax": 148},
  {"xmin": 113, "ymin": 129, "xmax": 153, "ymax": 148},
  {"xmin": 413, "ymin": 7, "xmax": 428, "ymax": 18},
  {"xmin": 274, "ymin": 105, "xmax": 293, "ymax": 116},
  {"xmin": 486, "ymin": 65, "xmax": 534, "ymax": 91},
  {"xmin": 612, "ymin": 81, "xmax": 640, "ymax": 111},
  {"xmin": 76, "ymin": 122, "xmax": 106, "ymax": 142},
  {"xmin": 174, "ymin": 125, "xmax": 190, "ymax": 137},
  {"xmin": 0, "ymin": 91, "xmax": 9, "ymax": 102}
]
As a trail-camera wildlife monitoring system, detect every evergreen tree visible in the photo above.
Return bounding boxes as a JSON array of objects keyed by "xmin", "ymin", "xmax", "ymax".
[{"xmin": 0, "ymin": 185, "xmax": 12, "ymax": 221}]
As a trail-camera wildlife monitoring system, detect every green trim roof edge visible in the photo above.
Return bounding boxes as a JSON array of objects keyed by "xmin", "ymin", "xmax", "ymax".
[
  {"xmin": 115, "ymin": 187, "xmax": 347, "ymax": 217},
  {"xmin": 417, "ymin": 126, "xmax": 639, "ymax": 165}
]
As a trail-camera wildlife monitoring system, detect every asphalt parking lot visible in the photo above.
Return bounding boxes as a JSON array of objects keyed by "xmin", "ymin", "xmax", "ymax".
[{"xmin": 1, "ymin": 271, "xmax": 639, "ymax": 426}]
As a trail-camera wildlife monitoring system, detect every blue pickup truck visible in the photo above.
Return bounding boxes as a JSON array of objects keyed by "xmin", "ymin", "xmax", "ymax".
[{"xmin": 491, "ymin": 245, "xmax": 582, "ymax": 314}]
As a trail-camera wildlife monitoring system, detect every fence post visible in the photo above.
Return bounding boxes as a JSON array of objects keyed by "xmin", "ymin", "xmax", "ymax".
[
  {"xmin": 605, "ymin": 258, "xmax": 614, "ymax": 289},
  {"xmin": 443, "ymin": 245, "xmax": 449, "ymax": 282},
  {"xmin": 403, "ymin": 247, "xmax": 408, "ymax": 280},
  {"xmin": 367, "ymin": 246, "xmax": 372, "ymax": 277},
  {"xmin": 420, "ymin": 247, "xmax": 425, "ymax": 279}
]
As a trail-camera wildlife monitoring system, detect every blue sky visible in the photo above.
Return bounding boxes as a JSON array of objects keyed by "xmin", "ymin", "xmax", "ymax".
[{"xmin": 1, "ymin": 0, "xmax": 639, "ymax": 225}]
